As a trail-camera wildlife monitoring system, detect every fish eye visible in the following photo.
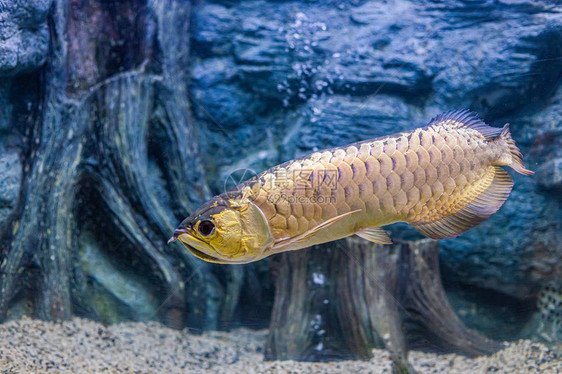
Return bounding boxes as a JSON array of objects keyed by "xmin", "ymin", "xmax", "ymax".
[{"xmin": 197, "ymin": 220, "xmax": 215, "ymax": 236}]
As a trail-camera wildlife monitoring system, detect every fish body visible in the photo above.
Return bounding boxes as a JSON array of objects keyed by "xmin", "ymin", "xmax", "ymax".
[{"xmin": 170, "ymin": 110, "xmax": 533, "ymax": 264}]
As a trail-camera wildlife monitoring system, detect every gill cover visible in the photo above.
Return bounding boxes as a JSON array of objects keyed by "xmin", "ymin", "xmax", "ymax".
[{"xmin": 228, "ymin": 200, "xmax": 274, "ymax": 260}]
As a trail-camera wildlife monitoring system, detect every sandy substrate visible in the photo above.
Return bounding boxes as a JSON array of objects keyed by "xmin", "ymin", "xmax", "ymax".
[{"xmin": 0, "ymin": 318, "xmax": 559, "ymax": 373}]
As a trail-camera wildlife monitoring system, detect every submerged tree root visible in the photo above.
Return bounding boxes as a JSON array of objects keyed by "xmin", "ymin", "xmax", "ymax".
[
  {"xmin": 0, "ymin": 0, "xmax": 243, "ymax": 329},
  {"xmin": 266, "ymin": 238, "xmax": 501, "ymax": 373}
]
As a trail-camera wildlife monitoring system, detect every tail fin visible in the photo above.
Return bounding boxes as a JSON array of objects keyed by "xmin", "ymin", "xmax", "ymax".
[{"xmin": 498, "ymin": 124, "xmax": 534, "ymax": 176}]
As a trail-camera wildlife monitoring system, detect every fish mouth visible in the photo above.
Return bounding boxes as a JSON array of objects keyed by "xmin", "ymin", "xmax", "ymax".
[
  {"xmin": 168, "ymin": 228, "xmax": 189, "ymax": 244},
  {"xmin": 175, "ymin": 233, "xmax": 254, "ymax": 264},
  {"xmin": 184, "ymin": 243, "xmax": 227, "ymax": 263},
  {"xmin": 168, "ymin": 230, "xmax": 259, "ymax": 264}
]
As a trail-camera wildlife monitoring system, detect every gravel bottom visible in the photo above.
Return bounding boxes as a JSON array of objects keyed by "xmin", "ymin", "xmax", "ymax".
[{"xmin": 0, "ymin": 317, "xmax": 559, "ymax": 373}]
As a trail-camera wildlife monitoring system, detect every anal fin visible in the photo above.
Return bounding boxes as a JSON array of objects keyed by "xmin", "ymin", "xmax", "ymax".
[
  {"xmin": 412, "ymin": 167, "xmax": 514, "ymax": 239},
  {"xmin": 356, "ymin": 227, "xmax": 392, "ymax": 244}
]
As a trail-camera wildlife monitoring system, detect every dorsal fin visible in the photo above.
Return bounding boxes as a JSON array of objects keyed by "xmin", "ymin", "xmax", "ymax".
[{"xmin": 428, "ymin": 109, "xmax": 502, "ymax": 140}]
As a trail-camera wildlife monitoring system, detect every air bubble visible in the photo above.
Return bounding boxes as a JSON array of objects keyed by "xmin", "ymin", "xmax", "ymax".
[{"xmin": 312, "ymin": 272, "xmax": 326, "ymax": 285}]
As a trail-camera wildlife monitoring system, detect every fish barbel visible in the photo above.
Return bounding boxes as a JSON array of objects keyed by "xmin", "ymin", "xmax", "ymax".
[{"xmin": 169, "ymin": 110, "xmax": 533, "ymax": 264}]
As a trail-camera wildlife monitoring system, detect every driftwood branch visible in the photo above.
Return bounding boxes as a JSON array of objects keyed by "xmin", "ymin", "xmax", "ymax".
[{"xmin": 266, "ymin": 238, "xmax": 501, "ymax": 372}]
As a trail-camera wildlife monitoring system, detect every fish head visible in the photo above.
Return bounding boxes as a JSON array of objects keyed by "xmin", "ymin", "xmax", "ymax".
[{"xmin": 169, "ymin": 194, "xmax": 273, "ymax": 264}]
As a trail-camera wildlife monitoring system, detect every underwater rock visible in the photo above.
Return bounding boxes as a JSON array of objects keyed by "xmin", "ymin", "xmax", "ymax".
[
  {"xmin": 293, "ymin": 94, "xmax": 418, "ymax": 154},
  {"xmin": 0, "ymin": 0, "xmax": 51, "ymax": 76},
  {"xmin": 0, "ymin": 79, "xmax": 11, "ymax": 133},
  {"xmin": 192, "ymin": 4, "xmax": 236, "ymax": 58},
  {"xmin": 537, "ymin": 158, "xmax": 562, "ymax": 191}
]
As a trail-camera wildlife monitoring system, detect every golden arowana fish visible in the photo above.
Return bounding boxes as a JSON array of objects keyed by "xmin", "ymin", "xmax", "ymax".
[{"xmin": 169, "ymin": 110, "xmax": 533, "ymax": 264}]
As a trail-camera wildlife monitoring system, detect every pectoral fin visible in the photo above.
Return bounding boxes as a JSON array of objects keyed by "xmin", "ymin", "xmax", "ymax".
[
  {"xmin": 274, "ymin": 209, "xmax": 361, "ymax": 249},
  {"xmin": 356, "ymin": 227, "xmax": 392, "ymax": 244}
]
